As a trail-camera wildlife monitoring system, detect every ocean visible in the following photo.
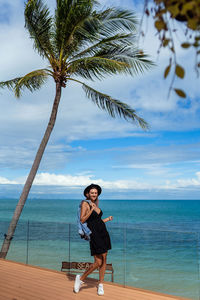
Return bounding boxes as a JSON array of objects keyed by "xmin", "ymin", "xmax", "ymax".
[{"xmin": 0, "ymin": 199, "xmax": 200, "ymax": 299}]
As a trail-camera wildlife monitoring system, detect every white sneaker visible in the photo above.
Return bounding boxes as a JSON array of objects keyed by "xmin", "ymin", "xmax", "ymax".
[
  {"xmin": 73, "ymin": 275, "xmax": 84, "ymax": 293},
  {"xmin": 97, "ymin": 283, "xmax": 104, "ymax": 296}
]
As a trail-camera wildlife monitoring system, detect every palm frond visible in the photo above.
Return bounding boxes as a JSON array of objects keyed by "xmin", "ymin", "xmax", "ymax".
[
  {"xmin": 68, "ymin": 56, "xmax": 131, "ymax": 80},
  {"xmin": 93, "ymin": 47, "xmax": 155, "ymax": 76},
  {"xmin": 14, "ymin": 69, "xmax": 50, "ymax": 98},
  {"xmin": 118, "ymin": 51, "xmax": 155, "ymax": 75},
  {"xmin": 25, "ymin": 0, "xmax": 54, "ymax": 59},
  {"xmin": 0, "ymin": 77, "xmax": 23, "ymax": 91},
  {"xmin": 0, "ymin": 69, "xmax": 50, "ymax": 98},
  {"xmin": 80, "ymin": 82, "xmax": 148, "ymax": 129},
  {"xmin": 68, "ymin": 46, "xmax": 154, "ymax": 80},
  {"xmin": 95, "ymin": 8, "xmax": 138, "ymax": 37},
  {"xmin": 54, "ymin": 0, "xmax": 95, "ymax": 59},
  {"xmin": 62, "ymin": 15, "xmax": 101, "ymax": 60},
  {"xmin": 71, "ymin": 33, "xmax": 135, "ymax": 60},
  {"xmin": 63, "ymin": 7, "xmax": 138, "ymax": 61}
]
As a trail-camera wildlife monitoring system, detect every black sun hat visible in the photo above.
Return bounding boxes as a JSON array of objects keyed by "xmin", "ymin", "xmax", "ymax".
[{"xmin": 84, "ymin": 184, "xmax": 102, "ymax": 197}]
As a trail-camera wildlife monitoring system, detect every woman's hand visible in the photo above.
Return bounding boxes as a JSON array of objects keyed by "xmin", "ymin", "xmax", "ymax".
[
  {"xmin": 90, "ymin": 202, "xmax": 96, "ymax": 211},
  {"xmin": 102, "ymin": 215, "xmax": 113, "ymax": 223}
]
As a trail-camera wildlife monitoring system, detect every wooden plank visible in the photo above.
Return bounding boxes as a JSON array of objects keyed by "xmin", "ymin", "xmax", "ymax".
[{"xmin": 0, "ymin": 259, "xmax": 191, "ymax": 300}]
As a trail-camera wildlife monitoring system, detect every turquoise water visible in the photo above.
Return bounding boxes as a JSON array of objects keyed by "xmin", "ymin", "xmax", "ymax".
[
  {"xmin": 1, "ymin": 198, "xmax": 200, "ymax": 230},
  {"xmin": 0, "ymin": 199, "xmax": 200, "ymax": 299}
]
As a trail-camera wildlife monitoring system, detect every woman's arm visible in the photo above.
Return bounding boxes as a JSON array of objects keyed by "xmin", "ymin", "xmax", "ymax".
[
  {"xmin": 80, "ymin": 201, "xmax": 94, "ymax": 223},
  {"xmin": 102, "ymin": 216, "xmax": 113, "ymax": 223}
]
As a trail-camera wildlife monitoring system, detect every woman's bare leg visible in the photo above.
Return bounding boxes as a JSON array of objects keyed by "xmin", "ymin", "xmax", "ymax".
[
  {"xmin": 99, "ymin": 252, "xmax": 107, "ymax": 283},
  {"xmin": 80, "ymin": 254, "xmax": 102, "ymax": 281}
]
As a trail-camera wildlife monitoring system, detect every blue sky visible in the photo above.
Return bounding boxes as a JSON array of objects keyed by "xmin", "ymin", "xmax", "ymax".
[{"xmin": 0, "ymin": 0, "xmax": 199, "ymax": 199}]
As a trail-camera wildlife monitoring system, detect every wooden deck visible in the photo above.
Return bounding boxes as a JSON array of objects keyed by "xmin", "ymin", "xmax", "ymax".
[{"xmin": 0, "ymin": 259, "xmax": 190, "ymax": 300}]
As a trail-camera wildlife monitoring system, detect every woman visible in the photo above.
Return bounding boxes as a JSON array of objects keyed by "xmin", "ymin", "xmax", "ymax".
[{"xmin": 74, "ymin": 183, "xmax": 113, "ymax": 296}]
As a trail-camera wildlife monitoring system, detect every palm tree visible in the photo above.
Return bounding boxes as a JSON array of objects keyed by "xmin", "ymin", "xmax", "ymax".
[{"xmin": 0, "ymin": 0, "xmax": 153, "ymax": 259}]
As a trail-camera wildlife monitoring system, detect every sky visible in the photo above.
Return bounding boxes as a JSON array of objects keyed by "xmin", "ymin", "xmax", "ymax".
[{"xmin": 0, "ymin": 0, "xmax": 199, "ymax": 200}]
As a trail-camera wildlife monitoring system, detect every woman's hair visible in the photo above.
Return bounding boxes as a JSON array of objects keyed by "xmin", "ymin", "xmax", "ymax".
[{"xmin": 95, "ymin": 197, "xmax": 99, "ymax": 207}]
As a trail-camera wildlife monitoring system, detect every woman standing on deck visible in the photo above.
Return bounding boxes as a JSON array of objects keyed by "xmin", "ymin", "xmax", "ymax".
[{"xmin": 74, "ymin": 184, "xmax": 113, "ymax": 296}]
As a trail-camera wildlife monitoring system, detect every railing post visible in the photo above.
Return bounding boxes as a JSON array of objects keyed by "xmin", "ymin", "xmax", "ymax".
[
  {"xmin": 123, "ymin": 223, "xmax": 126, "ymax": 288},
  {"xmin": 26, "ymin": 220, "xmax": 30, "ymax": 265},
  {"xmin": 69, "ymin": 223, "xmax": 71, "ymax": 274},
  {"xmin": 197, "ymin": 232, "xmax": 200, "ymax": 300}
]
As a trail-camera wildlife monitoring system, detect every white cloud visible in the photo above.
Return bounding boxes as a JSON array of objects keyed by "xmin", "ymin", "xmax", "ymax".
[
  {"xmin": 0, "ymin": 176, "xmax": 17, "ymax": 184},
  {"xmin": 34, "ymin": 172, "xmax": 93, "ymax": 186},
  {"xmin": 1, "ymin": 170, "xmax": 199, "ymax": 191},
  {"xmin": 176, "ymin": 172, "xmax": 200, "ymax": 188},
  {"xmin": 1, "ymin": 169, "xmax": 200, "ymax": 201},
  {"xmin": 7, "ymin": 171, "xmax": 157, "ymax": 190}
]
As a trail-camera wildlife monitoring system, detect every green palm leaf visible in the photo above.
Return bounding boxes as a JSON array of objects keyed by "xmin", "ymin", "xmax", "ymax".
[
  {"xmin": 69, "ymin": 79, "xmax": 148, "ymax": 129},
  {"xmin": 68, "ymin": 48, "xmax": 154, "ymax": 80},
  {"xmin": 54, "ymin": 0, "xmax": 95, "ymax": 59},
  {"xmin": 0, "ymin": 69, "xmax": 50, "ymax": 98},
  {"xmin": 94, "ymin": 47, "xmax": 155, "ymax": 75},
  {"xmin": 69, "ymin": 8, "xmax": 138, "ymax": 59},
  {"xmin": 68, "ymin": 56, "xmax": 130, "ymax": 80},
  {"xmin": 0, "ymin": 77, "xmax": 23, "ymax": 91},
  {"xmin": 95, "ymin": 7, "xmax": 138, "ymax": 36},
  {"xmin": 25, "ymin": 0, "xmax": 54, "ymax": 59},
  {"xmin": 71, "ymin": 33, "xmax": 135, "ymax": 60},
  {"xmin": 14, "ymin": 69, "xmax": 50, "ymax": 98},
  {"xmin": 83, "ymin": 82, "xmax": 148, "ymax": 129},
  {"xmin": 55, "ymin": 4, "xmax": 138, "ymax": 62},
  {"xmin": 62, "ymin": 15, "xmax": 101, "ymax": 60}
]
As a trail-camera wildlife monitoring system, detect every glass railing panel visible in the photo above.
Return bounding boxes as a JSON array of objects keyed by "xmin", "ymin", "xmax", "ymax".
[
  {"xmin": 126, "ymin": 226, "xmax": 200, "ymax": 300},
  {"xmin": 27, "ymin": 221, "xmax": 70, "ymax": 271},
  {"xmin": 107, "ymin": 222, "xmax": 125, "ymax": 285},
  {"xmin": 69, "ymin": 223, "xmax": 90, "ymax": 262},
  {"xmin": 0, "ymin": 220, "xmax": 28, "ymax": 264},
  {"xmin": 1, "ymin": 220, "xmax": 199, "ymax": 300}
]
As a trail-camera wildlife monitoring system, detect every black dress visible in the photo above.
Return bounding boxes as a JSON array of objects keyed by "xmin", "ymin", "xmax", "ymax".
[{"xmin": 87, "ymin": 209, "xmax": 111, "ymax": 256}]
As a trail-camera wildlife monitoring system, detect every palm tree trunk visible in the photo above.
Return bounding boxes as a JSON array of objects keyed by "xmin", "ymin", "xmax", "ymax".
[{"xmin": 0, "ymin": 82, "xmax": 62, "ymax": 259}]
